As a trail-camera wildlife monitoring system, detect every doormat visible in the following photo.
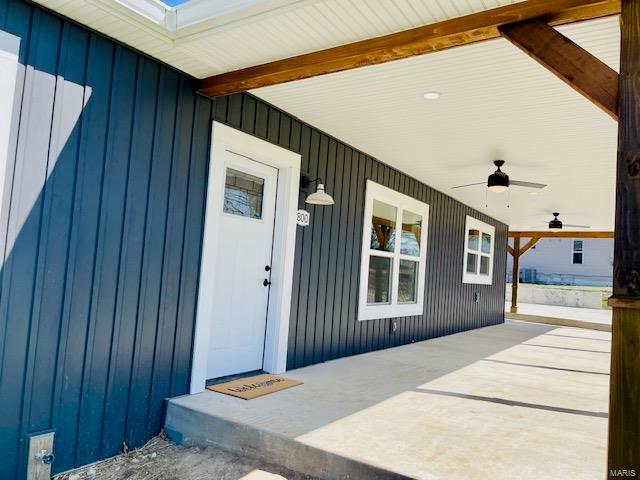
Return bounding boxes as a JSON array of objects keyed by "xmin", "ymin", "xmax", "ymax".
[{"xmin": 206, "ymin": 374, "xmax": 303, "ymax": 400}]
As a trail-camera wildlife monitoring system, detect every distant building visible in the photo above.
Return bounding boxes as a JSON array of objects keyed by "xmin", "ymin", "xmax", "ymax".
[{"xmin": 507, "ymin": 238, "xmax": 613, "ymax": 287}]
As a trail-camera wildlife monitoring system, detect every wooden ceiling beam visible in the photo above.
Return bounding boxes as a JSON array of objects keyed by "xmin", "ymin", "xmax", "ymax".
[
  {"xmin": 198, "ymin": 0, "xmax": 620, "ymax": 97},
  {"xmin": 509, "ymin": 231, "xmax": 614, "ymax": 238},
  {"xmin": 499, "ymin": 19, "xmax": 619, "ymax": 120}
]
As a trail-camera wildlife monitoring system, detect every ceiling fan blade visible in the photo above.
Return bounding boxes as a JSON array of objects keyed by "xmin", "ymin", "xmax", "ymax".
[
  {"xmin": 510, "ymin": 180, "xmax": 547, "ymax": 189},
  {"xmin": 563, "ymin": 224, "xmax": 591, "ymax": 228},
  {"xmin": 451, "ymin": 182, "xmax": 486, "ymax": 189}
]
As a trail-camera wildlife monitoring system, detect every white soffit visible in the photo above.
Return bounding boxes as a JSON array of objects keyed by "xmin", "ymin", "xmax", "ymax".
[
  {"xmin": 34, "ymin": 0, "xmax": 523, "ymax": 78},
  {"xmin": 253, "ymin": 16, "xmax": 621, "ymax": 231}
]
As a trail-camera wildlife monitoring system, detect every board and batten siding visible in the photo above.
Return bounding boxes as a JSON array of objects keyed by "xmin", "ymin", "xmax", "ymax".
[
  {"xmin": 0, "ymin": 0, "xmax": 506, "ymax": 477},
  {"xmin": 211, "ymin": 93, "xmax": 508, "ymax": 369},
  {"xmin": 0, "ymin": 1, "xmax": 211, "ymax": 477}
]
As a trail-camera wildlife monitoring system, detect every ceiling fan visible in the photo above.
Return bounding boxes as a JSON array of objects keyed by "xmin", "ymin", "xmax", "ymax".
[
  {"xmin": 451, "ymin": 160, "xmax": 547, "ymax": 193},
  {"xmin": 542, "ymin": 212, "xmax": 591, "ymax": 230}
]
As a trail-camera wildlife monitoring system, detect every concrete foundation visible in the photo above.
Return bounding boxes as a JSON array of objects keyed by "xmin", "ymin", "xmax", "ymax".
[{"xmin": 505, "ymin": 283, "xmax": 609, "ymax": 309}]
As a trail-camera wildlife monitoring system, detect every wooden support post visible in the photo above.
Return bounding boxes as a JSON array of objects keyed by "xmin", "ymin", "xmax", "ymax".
[
  {"xmin": 511, "ymin": 237, "xmax": 521, "ymax": 313},
  {"xmin": 608, "ymin": 0, "xmax": 640, "ymax": 474}
]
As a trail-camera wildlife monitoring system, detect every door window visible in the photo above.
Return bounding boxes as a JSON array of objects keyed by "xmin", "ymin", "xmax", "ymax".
[{"xmin": 223, "ymin": 168, "xmax": 265, "ymax": 219}]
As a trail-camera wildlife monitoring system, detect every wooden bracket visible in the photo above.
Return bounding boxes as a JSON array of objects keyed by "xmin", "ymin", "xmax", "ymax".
[
  {"xmin": 508, "ymin": 236, "xmax": 541, "ymax": 258},
  {"xmin": 520, "ymin": 236, "xmax": 541, "ymax": 256},
  {"xmin": 499, "ymin": 19, "xmax": 619, "ymax": 120}
]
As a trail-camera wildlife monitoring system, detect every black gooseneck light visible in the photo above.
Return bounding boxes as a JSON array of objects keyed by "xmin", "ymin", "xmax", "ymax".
[{"xmin": 300, "ymin": 173, "xmax": 335, "ymax": 205}]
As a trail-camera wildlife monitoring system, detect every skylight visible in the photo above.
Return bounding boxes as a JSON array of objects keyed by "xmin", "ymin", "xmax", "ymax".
[{"xmin": 162, "ymin": 0, "xmax": 190, "ymax": 6}]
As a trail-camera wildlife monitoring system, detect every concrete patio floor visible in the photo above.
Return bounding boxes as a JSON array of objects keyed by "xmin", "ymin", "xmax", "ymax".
[{"xmin": 166, "ymin": 320, "xmax": 610, "ymax": 480}]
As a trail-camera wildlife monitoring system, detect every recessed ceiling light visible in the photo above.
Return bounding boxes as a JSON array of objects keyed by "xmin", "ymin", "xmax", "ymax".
[{"xmin": 423, "ymin": 91, "xmax": 441, "ymax": 100}]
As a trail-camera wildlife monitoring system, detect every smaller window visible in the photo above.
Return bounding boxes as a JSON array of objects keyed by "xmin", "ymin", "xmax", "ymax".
[
  {"xmin": 572, "ymin": 240, "xmax": 584, "ymax": 265},
  {"xmin": 462, "ymin": 216, "xmax": 495, "ymax": 285}
]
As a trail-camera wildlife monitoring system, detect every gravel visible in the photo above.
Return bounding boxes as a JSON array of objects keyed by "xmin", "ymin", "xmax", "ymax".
[{"xmin": 53, "ymin": 436, "xmax": 316, "ymax": 480}]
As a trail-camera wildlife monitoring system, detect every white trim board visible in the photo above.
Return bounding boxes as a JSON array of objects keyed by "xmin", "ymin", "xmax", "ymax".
[
  {"xmin": 189, "ymin": 122, "xmax": 300, "ymax": 394},
  {"xmin": 0, "ymin": 30, "xmax": 21, "ymax": 230}
]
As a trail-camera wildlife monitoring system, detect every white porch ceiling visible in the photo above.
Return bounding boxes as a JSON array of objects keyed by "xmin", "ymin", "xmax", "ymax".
[
  {"xmin": 34, "ymin": 0, "xmax": 524, "ymax": 78},
  {"xmin": 34, "ymin": 0, "xmax": 620, "ymax": 231},
  {"xmin": 253, "ymin": 16, "xmax": 620, "ymax": 231}
]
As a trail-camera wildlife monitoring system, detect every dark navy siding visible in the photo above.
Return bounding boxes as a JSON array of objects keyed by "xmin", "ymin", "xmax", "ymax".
[
  {"xmin": 0, "ymin": 0, "xmax": 506, "ymax": 477},
  {"xmin": 0, "ymin": 1, "xmax": 210, "ymax": 477},
  {"xmin": 210, "ymin": 94, "xmax": 508, "ymax": 370}
]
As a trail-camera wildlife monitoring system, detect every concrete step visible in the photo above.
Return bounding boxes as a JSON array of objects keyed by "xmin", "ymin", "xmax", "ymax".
[{"xmin": 164, "ymin": 397, "xmax": 410, "ymax": 480}]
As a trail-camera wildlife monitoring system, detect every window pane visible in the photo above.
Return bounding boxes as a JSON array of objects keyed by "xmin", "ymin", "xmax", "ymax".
[
  {"xmin": 398, "ymin": 260, "xmax": 418, "ymax": 303},
  {"xmin": 367, "ymin": 256, "xmax": 392, "ymax": 304},
  {"xmin": 370, "ymin": 200, "xmax": 397, "ymax": 252},
  {"xmin": 223, "ymin": 168, "xmax": 264, "ymax": 219},
  {"xmin": 573, "ymin": 240, "xmax": 583, "ymax": 252},
  {"xmin": 400, "ymin": 210, "xmax": 422, "ymax": 256},
  {"xmin": 573, "ymin": 252, "xmax": 583, "ymax": 264},
  {"xmin": 466, "ymin": 253, "xmax": 478, "ymax": 274},
  {"xmin": 481, "ymin": 233, "xmax": 491, "ymax": 254},
  {"xmin": 467, "ymin": 229, "xmax": 480, "ymax": 251},
  {"xmin": 480, "ymin": 256, "xmax": 490, "ymax": 275}
]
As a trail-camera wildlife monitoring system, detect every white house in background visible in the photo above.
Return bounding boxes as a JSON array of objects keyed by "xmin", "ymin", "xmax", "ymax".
[{"xmin": 507, "ymin": 238, "xmax": 613, "ymax": 287}]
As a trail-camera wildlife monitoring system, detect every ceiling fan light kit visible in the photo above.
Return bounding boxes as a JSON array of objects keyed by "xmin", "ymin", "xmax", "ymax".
[
  {"xmin": 451, "ymin": 160, "xmax": 547, "ymax": 193},
  {"xmin": 487, "ymin": 160, "xmax": 509, "ymax": 193},
  {"xmin": 546, "ymin": 213, "xmax": 590, "ymax": 230},
  {"xmin": 549, "ymin": 212, "xmax": 563, "ymax": 229}
]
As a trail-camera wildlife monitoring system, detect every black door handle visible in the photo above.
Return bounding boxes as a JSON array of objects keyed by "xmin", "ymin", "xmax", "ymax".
[
  {"xmin": 263, "ymin": 279, "xmax": 271, "ymax": 287},
  {"xmin": 265, "ymin": 265, "xmax": 271, "ymax": 271}
]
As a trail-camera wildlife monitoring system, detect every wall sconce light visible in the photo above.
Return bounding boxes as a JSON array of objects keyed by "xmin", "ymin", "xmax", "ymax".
[{"xmin": 300, "ymin": 173, "xmax": 335, "ymax": 205}]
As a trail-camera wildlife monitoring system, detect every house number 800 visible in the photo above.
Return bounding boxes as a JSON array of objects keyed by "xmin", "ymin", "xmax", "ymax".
[{"xmin": 296, "ymin": 209, "xmax": 310, "ymax": 226}]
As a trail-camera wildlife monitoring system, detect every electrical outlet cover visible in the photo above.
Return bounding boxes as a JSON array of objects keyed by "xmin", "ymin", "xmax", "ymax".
[{"xmin": 27, "ymin": 431, "xmax": 55, "ymax": 480}]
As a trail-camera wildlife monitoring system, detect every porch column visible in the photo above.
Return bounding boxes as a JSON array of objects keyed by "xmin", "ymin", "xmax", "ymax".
[
  {"xmin": 608, "ymin": 0, "xmax": 640, "ymax": 474},
  {"xmin": 510, "ymin": 237, "xmax": 520, "ymax": 313}
]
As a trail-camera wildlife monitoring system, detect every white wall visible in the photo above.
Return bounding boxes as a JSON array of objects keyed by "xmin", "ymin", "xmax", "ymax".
[{"xmin": 507, "ymin": 238, "xmax": 613, "ymax": 284}]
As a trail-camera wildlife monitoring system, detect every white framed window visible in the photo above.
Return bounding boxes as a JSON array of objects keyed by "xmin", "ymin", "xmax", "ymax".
[
  {"xmin": 358, "ymin": 180, "xmax": 429, "ymax": 321},
  {"xmin": 462, "ymin": 216, "xmax": 495, "ymax": 285},
  {"xmin": 572, "ymin": 240, "xmax": 584, "ymax": 265}
]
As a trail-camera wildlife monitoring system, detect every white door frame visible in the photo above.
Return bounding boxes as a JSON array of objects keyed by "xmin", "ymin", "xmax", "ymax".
[
  {"xmin": 190, "ymin": 121, "xmax": 301, "ymax": 394},
  {"xmin": 0, "ymin": 30, "xmax": 21, "ymax": 227}
]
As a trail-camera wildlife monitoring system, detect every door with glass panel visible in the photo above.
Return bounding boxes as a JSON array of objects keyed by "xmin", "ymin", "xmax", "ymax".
[{"xmin": 207, "ymin": 151, "xmax": 278, "ymax": 379}]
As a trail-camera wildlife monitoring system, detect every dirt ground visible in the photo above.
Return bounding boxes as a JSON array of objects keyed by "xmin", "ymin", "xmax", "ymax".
[{"xmin": 53, "ymin": 436, "xmax": 316, "ymax": 480}]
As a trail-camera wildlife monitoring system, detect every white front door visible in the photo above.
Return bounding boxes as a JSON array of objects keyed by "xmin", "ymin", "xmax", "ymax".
[{"xmin": 207, "ymin": 151, "xmax": 278, "ymax": 379}]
